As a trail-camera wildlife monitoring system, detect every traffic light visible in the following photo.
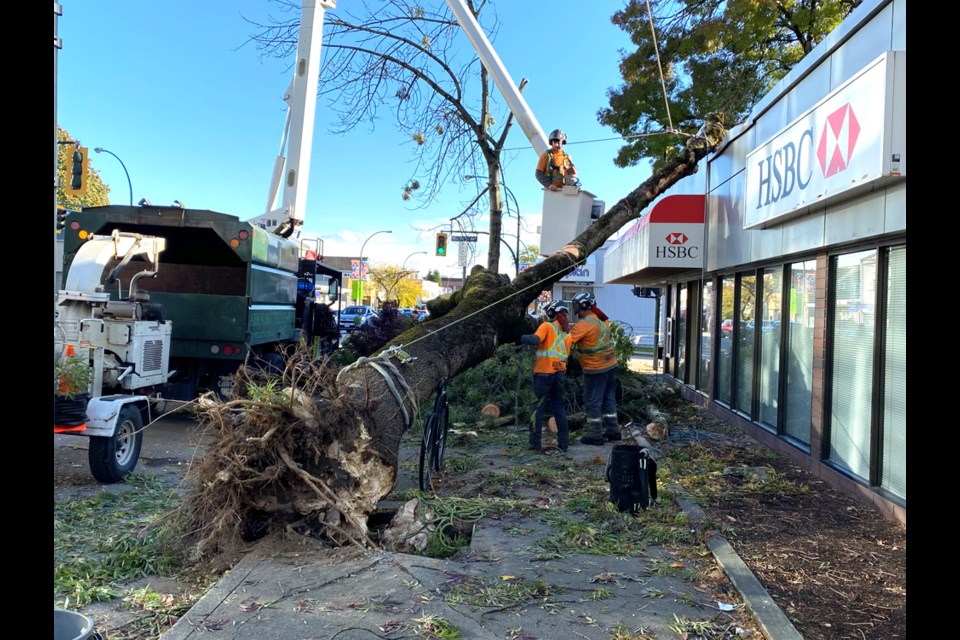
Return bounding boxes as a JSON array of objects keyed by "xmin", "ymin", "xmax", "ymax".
[
  {"xmin": 435, "ymin": 232, "xmax": 448, "ymax": 257},
  {"xmin": 65, "ymin": 145, "xmax": 89, "ymax": 196},
  {"xmin": 56, "ymin": 207, "xmax": 67, "ymax": 234}
]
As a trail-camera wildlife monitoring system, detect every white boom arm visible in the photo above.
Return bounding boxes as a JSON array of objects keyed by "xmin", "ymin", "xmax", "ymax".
[
  {"xmin": 444, "ymin": 0, "xmax": 550, "ymax": 156},
  {"xmin": 264, "ymin": 0, "xmax": 336, "ymax": 238}
]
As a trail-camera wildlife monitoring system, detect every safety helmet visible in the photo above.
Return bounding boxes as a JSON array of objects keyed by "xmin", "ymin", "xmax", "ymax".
[
  {"xmin": 544, "ymin": 300, "xmax": 569, "ymax": 319},
  {"xmin": 548, "ymin": 129, "xmax": 567, "ymax": 145},
  {"xmin": 571, "ymin": 291, "xmax": 595, "ymax": 311}
]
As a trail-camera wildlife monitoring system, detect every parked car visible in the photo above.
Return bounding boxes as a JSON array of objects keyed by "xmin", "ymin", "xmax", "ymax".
[
  {"xmin": 721, "ymin": 318, "xmax": 734, "ymax": 334},
  {"xmin": 339, "ymin": 305, "xmax": 378, "ymax": 331}
]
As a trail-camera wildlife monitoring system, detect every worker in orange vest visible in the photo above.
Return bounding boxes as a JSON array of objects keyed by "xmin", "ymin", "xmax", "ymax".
[
  {"xmin": 535, "ymin": 129, "xmax": 578, "ymax": 191},
  {"xmin": 568, "ymin": 291, "xmax": 622, "ymax": 445},
  {"xmin": 519, "ymin": 300, "xmax": 573, "ymax": 452}
]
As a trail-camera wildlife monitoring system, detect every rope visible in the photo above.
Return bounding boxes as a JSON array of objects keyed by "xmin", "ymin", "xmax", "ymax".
[
  {"xmin": 337, "ymin": 352, "xmax": 419, "ymax": 432},
  {"xmin": 503, "ymin": 129, "xmax": 687, "ymax": 153},
  {"xmin": 644, "ymin": 0, "xmax": 675, "ymax": 133}
]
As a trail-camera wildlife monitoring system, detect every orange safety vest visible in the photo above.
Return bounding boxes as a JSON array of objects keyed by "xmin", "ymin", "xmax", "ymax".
[
  {"xmin": 536, "ymin": 149, "xmax": 574, "ymax": 187},
  {"xmin": 570, "ymin": 313, "xmax": 616, "ymax": 372},
  {"xmin": 532, "ymin": 320, "xmax": 571, "ymax": 374}
]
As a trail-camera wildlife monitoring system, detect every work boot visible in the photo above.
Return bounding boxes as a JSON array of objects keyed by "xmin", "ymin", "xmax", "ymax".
[
  {"xmin": 580, "ymin": 435, "xmax": 605, "ymax": 446},
  {"xmin": 529, "ymin": 426, "xmax": 540, "ymax": 451},
  {"xmin": 604, "ymin": 431, "xmax": 622, "ymax": 442}
]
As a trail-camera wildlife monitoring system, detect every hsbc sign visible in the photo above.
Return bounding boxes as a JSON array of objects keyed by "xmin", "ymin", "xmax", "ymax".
[
  {"xmin": 650, "ymin": 225, "xmax": 702, "ymax": 267},
  {"xmin": 744, "ymin": 51, "xmax": 905, "ymax": 229}
]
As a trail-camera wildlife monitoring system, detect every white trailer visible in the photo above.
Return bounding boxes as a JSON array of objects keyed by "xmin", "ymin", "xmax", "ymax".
[{"xmin": 54, "ymin": 230, "xmax": 173, "ymax": 482}]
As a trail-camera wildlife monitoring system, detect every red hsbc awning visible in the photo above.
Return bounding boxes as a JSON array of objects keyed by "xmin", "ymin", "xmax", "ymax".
[{"xmin": 604, "ymin": 194, "xmax": 706, "ymax": 285}]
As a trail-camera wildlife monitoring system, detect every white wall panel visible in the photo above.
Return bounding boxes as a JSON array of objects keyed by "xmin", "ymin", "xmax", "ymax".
[
  {"xmin": 884, "ymin": 182, "xmax": 906, "ymax": 232},
  {"xmin": 824, "ymin": 189, "xmax": 887, "ymax": 246}
]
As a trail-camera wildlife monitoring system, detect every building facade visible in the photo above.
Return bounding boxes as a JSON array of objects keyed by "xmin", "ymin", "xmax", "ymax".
[{"xmin": 604, "ymin": 0, "xmax": 906, "ymax": 523}]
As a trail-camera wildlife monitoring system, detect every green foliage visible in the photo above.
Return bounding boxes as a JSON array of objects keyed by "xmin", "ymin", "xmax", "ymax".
[
  {"xmin": 244, "ymin": 378, "xmax": 285, "ymax": 404},
  {"xmin": 409, "ymin": 614, "xmax": 462, "ymax": 639},
  {"xmin": 56, "ymin": 126, "xmax": 111, "ymax": 210},
  {"xmin": 425, "ymin": 269, "xmax": 442, "ymax": 285},
  {"xmin": 55, "ymin": 353, "xmax": 92, "ymax": 398},
  {"xmin": 519, "ymin": 244, "xmax": 541, "ymax": 266},
  {"xmin": 444, "ymin": 344, "xmax": 538, "ymax": 426},
  {"xmin": 599, "ymin": 0, "xmax": 859, "ymax": 171},
  {"xmin": 53, "ymin": 474, "xmax": 188, "ymax": 607},
  {"xmin": 444, "ymin": 576, "xmax": 556, "ymax": 608},
  {"xmin": 609, "ymin": 320, "xmax": 636, "ymax": 370}
]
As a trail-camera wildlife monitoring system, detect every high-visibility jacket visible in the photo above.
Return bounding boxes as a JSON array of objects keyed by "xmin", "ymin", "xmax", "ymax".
[
  {"xmin": 535, "ymin": 148, "xmax": 575, "ymax": 187},
  {"xmin": 532, "ymin": 320, "xmax": 572, "ymax": 374},
  {"xmin": 569, "ymin": 312, "xmax": 617, "ymax": 373}
]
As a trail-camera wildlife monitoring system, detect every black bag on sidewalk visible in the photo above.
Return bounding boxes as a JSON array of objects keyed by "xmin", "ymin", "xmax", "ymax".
[{"xmin": 605, "ymin": 444, "xmax": 658, "ymax": 513}]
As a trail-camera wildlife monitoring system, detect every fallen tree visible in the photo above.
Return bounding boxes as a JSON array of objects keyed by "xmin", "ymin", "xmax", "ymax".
[{"xmin": 182, "ymin": 119, "xmax": 726, "ymax": 558}]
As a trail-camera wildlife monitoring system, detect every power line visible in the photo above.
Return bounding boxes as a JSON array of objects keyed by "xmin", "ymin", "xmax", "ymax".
[{"xmin": 502, "ymin": 129, "xmax": 685, "ymax": 153}]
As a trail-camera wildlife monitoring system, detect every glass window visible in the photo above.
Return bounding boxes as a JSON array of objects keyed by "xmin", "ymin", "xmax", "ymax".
[
  {"xmin": 784, "ymin": 261, "xmax": 816, "ymax": 444},
  {"xmin": 736, "ymin": 274, "xmax": 756, "ymax": 415},
  {"xmin": 677, "ymin": 283, "xmax": 688, "ymax": 382},
  {"xmin": 699, "ymin": 280, "xmax": 714, "ymax": 392},
  {"xmin": 882, "ymin": 247, "xmax": 906, "ymax": 500},
  {"xmin": 758, "ymin": 267, "xmax": 784, "ymax": 428},
  {"xmin": 716, "ymin": 276, "xmax": 735, "ymax": 404},
  {"xmin": 829, "ymin": 249, "xmax": 877, "ymax": 481}
]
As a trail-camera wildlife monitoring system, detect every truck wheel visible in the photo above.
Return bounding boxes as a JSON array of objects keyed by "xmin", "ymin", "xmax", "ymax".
[{"xmin": 88, "ymin": 405, "xmax": 144, "ymax": 483}]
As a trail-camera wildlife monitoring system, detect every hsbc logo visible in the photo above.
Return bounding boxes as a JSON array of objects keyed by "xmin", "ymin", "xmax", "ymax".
[
  {"xmin": 744, "ymin": 51, "xmax": 902, "ymax": 230},
  {"xmin": 817, "ymin": 104, "xmax": 860, "ymax": 178},
  {"xmin": 753, "ymin": 103, "xmax": 861, "ymax": 210},
  {"xmin": 656, "ymin": 231, "xmax": 699, "ymax": 259},
  {"xmin": 665, "ymin": 232, "xmax": 688, "ymax": 245}
]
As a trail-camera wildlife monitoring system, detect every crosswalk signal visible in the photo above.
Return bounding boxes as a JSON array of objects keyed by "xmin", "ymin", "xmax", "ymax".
[
  {"xmin": 435, "ymin": 232, "xmax": 448, "ymax": 257},
  {"xmin": 65, "ymin": 145, "xmax": 89, "ymax": 196}
]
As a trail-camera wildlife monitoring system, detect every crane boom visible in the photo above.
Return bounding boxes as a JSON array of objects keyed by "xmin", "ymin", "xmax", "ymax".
[
  {"xmin": 263, "ymin": 0, "xmax": 336, "ymax": 238},
  {"xmin": 444, "ymin": 0, "xmax": 549, "ymax": 156}
]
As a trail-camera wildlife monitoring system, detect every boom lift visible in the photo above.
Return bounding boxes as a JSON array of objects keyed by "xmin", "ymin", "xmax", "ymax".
[
  {"xmin": 445, "ymin": 0, "xmax": 604, "ymax": 255},
  {"xmin": 254, "ymin": 0, "xmax": 336, "ymax": 239}
]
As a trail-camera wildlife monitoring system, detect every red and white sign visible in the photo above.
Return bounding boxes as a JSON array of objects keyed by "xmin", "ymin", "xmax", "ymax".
[
  {"xmin": 744, "ymin": 50, "xmax": 905, "ymax": 229},
  {"xmin": 608, "ymin": 194, "xmax": 705, "ymax": 272}
]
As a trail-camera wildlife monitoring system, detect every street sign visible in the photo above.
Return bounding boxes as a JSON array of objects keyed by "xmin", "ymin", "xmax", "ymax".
[
  {"xmin": 450, "ymin": 235, "xmax": 478, "ymax": 242},
  {"xmin": 458, "ymin": 241, "xmax": 469, "ymax": 266}
]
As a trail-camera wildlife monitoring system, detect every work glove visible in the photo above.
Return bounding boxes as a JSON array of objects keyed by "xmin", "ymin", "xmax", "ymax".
[{"xmin": 519, "ymin": 334, "xmax": 539, "ymax": 351}]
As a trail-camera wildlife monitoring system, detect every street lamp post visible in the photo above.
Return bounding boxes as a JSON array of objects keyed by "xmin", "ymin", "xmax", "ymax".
[
  {"xmin": 403, "ymin": 250, "xmax": 428, "ymax": 271},
  {"xmin": 93, "ymin": 147, "xmax": 133, "ymax": 206},
  {"xmin": 358, "ymin": 229, "xmax": 392, "ymax": 304},
  {"xmin": 464, "ymin": 174, "xmax": 521, "ymax": 274}
]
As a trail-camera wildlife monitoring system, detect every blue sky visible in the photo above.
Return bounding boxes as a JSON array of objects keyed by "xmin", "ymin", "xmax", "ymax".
[{"xmin": 56, "ymin": 0, "xmax": 649, "ymax": 279}]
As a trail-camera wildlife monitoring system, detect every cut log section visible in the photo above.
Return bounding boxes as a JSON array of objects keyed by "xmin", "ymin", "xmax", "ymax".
[{"xmin": 480, "ymin": 403, "xmax": 501, "ymax": 418}]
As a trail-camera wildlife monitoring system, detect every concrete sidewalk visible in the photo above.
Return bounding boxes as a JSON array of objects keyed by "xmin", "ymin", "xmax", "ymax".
[{"xmin": 162, "ymin": 420, "xmax": 802, "ymax": 640}]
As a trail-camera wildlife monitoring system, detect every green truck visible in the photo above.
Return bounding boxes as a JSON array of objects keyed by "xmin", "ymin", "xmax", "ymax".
[{"xmin": 59, "ymin": 203, "xmax": 341, "ymax": 402}]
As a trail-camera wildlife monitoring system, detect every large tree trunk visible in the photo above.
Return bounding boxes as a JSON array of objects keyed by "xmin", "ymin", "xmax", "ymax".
[{"xmin": 184, "ymin": 122, "xmax": 725, "ymax": 557}]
